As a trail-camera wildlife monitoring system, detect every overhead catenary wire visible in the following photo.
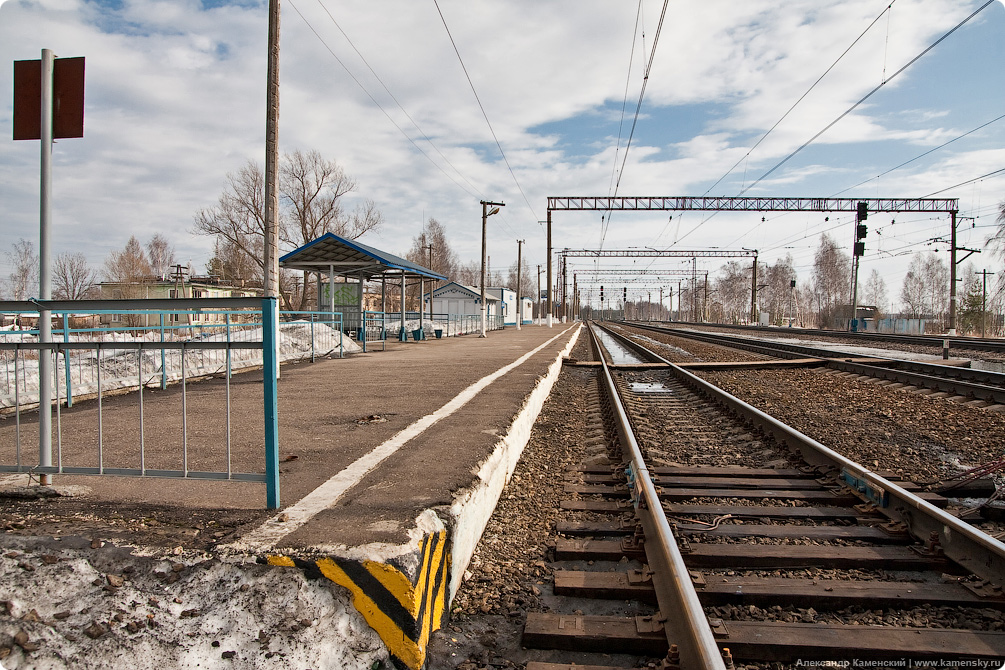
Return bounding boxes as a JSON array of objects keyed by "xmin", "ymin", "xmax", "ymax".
[
  {"xmin": 287, "ymin": 0, "xmax": 481, "ymax": 200},
  {"xmin": 673, "ymin": 0, "xmax": 995, "ymax": 249},
  {"xmin": 601, "ymin": 0, "xmax": 671, "ymax": 249},
  {"xmin": 432, "ymin": 0, "xmax": 540, "ymax": 223},
  {"xmin": 608, "ymin": 1, "xmax": 645, "ymax": 198},
  {"xmin": 702, "ymin": 1, "xmax": 899, "ymax": 197},
  {"xmin": 313, "ymin": 0, "xmax": 485, "ymax": 199},
  {"xmin": 831, "ymin": 111, "xmax": 1005, "ymax": 197},
  {"xmin": 740, "ymin": 0, "xmax": 996, "ymax": 196}
]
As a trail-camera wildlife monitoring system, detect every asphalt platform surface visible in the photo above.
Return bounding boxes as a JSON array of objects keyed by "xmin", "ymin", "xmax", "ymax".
[{"xmin": 0, "ymin": 324, "xmax": 579, "ymax": 553}]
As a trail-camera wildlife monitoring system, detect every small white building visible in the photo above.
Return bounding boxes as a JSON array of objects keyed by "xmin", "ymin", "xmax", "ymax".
[
  {"xmin": 517, "ymin": 297, "xmax": 534, "ymax": 324},
  {"xmin": 486, "ymin": 287, "xmax": 517, "ymax": 326},
  {"xmin": 426, "ymin": 282, "xmax": 500, "ymax": 320}
]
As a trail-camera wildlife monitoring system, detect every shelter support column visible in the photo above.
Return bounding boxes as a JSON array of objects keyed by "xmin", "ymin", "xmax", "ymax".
[{"xmin": 400, "ymin": 270, "xmax": 406, "ymax": 341}]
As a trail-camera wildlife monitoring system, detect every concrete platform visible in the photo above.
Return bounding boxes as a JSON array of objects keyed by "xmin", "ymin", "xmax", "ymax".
[{"xmin": 0, "ymin": 323, "xmax": 582, "ymax": 668}]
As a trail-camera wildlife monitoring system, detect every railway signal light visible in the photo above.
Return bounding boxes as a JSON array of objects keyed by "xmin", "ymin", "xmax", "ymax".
[
  {"xmin": 623, "ymin": 287, "xmax": 627, "ymax": 300},
  {"xmin": 857, "ymin": 201, "xmax": 868, "ymax": 222},
  {"xmin": 600, "ymin": 285, "xmax": 604, "ymax": 301},
  {"xmin": 854, "ymin": 241, "xmax": 865, "ymax": 257},
  {"xmin": 857, "ymin": 223, "xmax": 868, "ymax": 239}
]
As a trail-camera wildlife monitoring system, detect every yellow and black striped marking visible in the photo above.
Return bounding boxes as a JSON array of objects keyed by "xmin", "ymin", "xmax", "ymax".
[{"xmin": 267, "ymin": 530, "xmax": 450, "ymax": 670}]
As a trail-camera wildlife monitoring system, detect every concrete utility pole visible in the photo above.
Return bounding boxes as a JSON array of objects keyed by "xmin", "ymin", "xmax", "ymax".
[
  {"xmin": 536, "ymin": 264, "xmax": 542, "ymax": 324},
  {"xmin": 515, "ymin": 239, "xmax": 524, "ymax": 331},
  {"xmin": 546, "ymin": 210, "xmax": 553, "ymax": 327},
  {"xmin": 480, "ymin": 200, "xmax": 504, "ymax": 337},
  {"xmin": 978, "ymin": 269, "xmax": 995, "ymax": 338}
]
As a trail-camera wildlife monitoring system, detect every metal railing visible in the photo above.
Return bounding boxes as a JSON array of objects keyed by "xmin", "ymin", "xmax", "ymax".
[{"xmin": 0, "ymin": 298, "xmax": 281, "ymax": 508}]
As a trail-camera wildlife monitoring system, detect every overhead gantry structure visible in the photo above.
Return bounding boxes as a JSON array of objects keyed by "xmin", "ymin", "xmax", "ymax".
[
  {"xmin": 561, "ymin": 249, "xmax": 756, "ymax": 322},
  {"xmin": 544, "ymin": 196, "xmax": 962, "ymax": 330}
]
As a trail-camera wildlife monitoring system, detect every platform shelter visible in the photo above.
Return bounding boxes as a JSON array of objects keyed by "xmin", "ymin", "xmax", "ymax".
[{"xmin": 280, "ymin": 233, "xmax": 447, "ymax": 340}]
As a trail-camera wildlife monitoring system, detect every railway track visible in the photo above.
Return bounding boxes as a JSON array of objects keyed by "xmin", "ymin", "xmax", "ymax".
[
  {"xmin": 618, "ymin": 321, "xmax": 1005, "ymax": 408},
  {"xmin": 522, "ymin": 322, "xmax": 1005, "ymax": 669},
  {"xmin": 668, "ymin": 320, "xmax": 1005, "ymax": 356}
]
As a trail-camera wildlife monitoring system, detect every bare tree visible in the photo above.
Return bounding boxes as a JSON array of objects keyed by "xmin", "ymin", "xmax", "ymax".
[
  {"xmin": 921, "ymin": 253, "xmax": 949, "ymax": 327},
  {"xmin": 406, "ymin": 218, "xmax": 458, "ymax": 281},
  {"xmin": 862, "ymin": 268, "xmax": 888, "ymax": 314},
  {"xmin": 712, "ymin": 261, "xmax": 750, "ymax": 323},
  {"xmin": 506, "ymin": 256, "xmax": 533, "ymax": 297},
  {"xmin": 193, "ymin": 161, "xmax": 266, "ymax": 286},
  {"xmin": 53, "ymin": 252, "xmax": 98, "ymax": 300},
  {"xmin": 104, "ymin": 236, "xmax": 152, "ymax": 284},
  {"xmin": 454, "ymin": 260, "xmax": 480, "ymax": 286},
  {"xmin": 195, "ymin": 151, "xmax": 382, "ymax": 309},
  {"xmin": 900, "ymin": 258, "xmax": 927, "ymax": 320},
  {"xmin": 206, "ymin": 237, "xmax": 257, "ymax": 283},
  {"xmin": 810, "ymin": 233, "xmax": 850, "ymax": 327},
  {"xmin": 146, "ymin": 234, "xmax": 175, "ymax": 280},
  {"xmin": 6, "ymin": 238, "xmax": 38, "ymax": 300}
]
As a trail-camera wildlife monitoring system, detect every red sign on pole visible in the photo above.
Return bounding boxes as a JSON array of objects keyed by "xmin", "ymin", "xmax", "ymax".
[{"xmin": 12, "ymin": 56, "xmax": 85, "ymax": 140}]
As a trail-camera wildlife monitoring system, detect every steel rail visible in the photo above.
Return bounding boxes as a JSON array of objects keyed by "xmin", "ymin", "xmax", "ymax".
[
  {"xmin": 588, "ymin": 323, "xmax": 727, "ymax": 669},
  {"xmin": 670, "ymin": 320, "xmax": 1005, "ymax": 354},
  {"xmin": 628, "ymin": 322, "xmax": 1005, "ymax": 403},
  {"xmin": 599, "ymin": 322, "xmax": 1005, "ymax": 586}
]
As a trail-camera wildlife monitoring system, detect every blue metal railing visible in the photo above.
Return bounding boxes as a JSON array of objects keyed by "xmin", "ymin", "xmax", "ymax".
[{"xmin": 0, "ymin": 297, "xmax": 282, "ymax": 509}]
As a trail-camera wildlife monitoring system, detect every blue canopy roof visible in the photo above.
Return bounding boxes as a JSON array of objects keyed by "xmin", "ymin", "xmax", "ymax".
[{"xmin": 279, "ymin": 233, "xmax": 447, "ymax": 281}]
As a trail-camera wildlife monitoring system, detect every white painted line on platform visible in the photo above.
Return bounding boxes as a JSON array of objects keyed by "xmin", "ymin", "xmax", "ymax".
[{"xmin": 230, "ymin": 326, "xmax": 579, "ymax": 553}]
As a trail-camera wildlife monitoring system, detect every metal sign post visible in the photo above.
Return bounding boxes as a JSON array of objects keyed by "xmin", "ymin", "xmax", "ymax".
[{"xmin": 13, "ymin": 50, "xmax": 85, "ymax": 485}]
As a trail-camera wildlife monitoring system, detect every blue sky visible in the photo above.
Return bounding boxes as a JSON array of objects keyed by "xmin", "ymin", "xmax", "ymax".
[{"xmin": 1, "ymin": 0, "xmax": 1004, "ymax": 310}]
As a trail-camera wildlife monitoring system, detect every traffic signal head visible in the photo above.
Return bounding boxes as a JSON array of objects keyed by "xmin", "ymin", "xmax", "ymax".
[
  {"xmin": 857, "ymin": 223, "xmax": 868, "ymax": 240},
  {"xmin": 856, "ymin": 201, "xmax": 868, "ymax": 222},
  {"xmin": 854, "ymin": 241, "xmax": 865, "ymax": 257}
]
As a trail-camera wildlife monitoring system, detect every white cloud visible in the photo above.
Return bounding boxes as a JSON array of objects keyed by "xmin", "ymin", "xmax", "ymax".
[{"xmin": 0, "ymin": 0, "xmax": 1001, "ymax": 288}]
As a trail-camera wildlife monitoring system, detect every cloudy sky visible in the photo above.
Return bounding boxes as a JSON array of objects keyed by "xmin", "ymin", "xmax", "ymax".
[{"xmin": 1, "ymin": 0, "xmax": 1004, "ymax": 307}]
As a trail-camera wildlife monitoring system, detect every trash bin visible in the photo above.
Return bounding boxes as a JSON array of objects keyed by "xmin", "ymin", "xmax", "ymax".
[
  {"xmin": 412, "ymin": 328, "xmax": 423, "ymax": 341},
  {"xmin": 434, "ymin": 329, "xmax": 443, "ymax": 339}
]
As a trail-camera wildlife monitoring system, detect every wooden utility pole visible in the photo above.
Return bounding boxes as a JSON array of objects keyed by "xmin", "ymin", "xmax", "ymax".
[{"xmin": 264, "ymin": 0, "xmax": 281, "ymax": 299}]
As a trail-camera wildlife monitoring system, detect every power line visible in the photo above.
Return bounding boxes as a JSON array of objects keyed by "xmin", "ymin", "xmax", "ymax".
[
  {"xmin": 608, "ymin": 1, "xmax": 645, "ymax": 198},
  {"xmin": 923, "ymin": 166, "xmax": 1005, "ymax": 197},
  {"xmin": 831, "ymin": 111, "xmax": 1005, "ymax": 197},
  {"xmin": 311, "ymin": 0, "xmax": 485, "ymax": 198},
  {"xmin": 741, "ymin": 0, "xmax": 996, "ymax": 195},
  {"xmin": 287, "ymin": 0, "xmax": 480, "ymax": 199},
  {"xmin": 600, "ymin": 0, "xmax": 671, "ymax": 249},
  {"xmin": 703, "ymin": 1, "xmax": 899, "ymax": 197},
  {"xmin": 432, "ymin": 0, "xmax": 540, "ymax": 222}
]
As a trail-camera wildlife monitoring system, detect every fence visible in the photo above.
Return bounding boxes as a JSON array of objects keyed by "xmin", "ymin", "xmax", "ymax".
[{"xmin": 0, "ymin": 297, "xmax": 281, "ymax": 508}]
